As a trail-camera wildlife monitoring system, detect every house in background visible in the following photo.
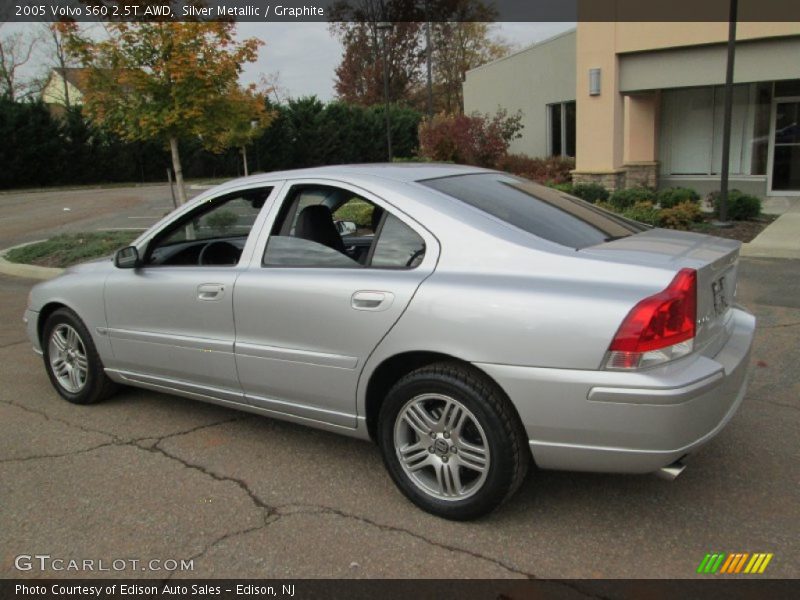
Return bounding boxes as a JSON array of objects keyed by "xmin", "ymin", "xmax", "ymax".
[
  {"xmin": 464, "ymin": 22, "xmax": 800, "ymax": 198},
  {"xmin": 41, "ymin": 68, "xmax": 90, "ymax": 116}
]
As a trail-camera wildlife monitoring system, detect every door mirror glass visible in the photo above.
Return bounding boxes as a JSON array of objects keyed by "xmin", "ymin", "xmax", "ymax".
[
  {"xmin": 335, "ymin": 220, "xmax": 357, "ymax": 235},
  {"xmin": 114, "ymin": 246, "xmax": 140, "ymax": 269}
]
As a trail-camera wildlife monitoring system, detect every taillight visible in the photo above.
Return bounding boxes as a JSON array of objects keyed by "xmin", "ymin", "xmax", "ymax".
[{"xmin": 605, "ymin": 268, "xmax": 697, "ymax": 370}]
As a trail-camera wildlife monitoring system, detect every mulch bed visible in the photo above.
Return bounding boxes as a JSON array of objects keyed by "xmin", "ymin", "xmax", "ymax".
[{"xmin": 692, "ymin": 215, "xmax": 778, "ymax": 244}]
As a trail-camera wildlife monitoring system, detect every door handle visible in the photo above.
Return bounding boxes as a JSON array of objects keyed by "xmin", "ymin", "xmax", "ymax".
[
  {"xmin": 197, "ymin": 283, "xmax": 225, "ymax": 301},
  {"xmin": 351, "ymin": 290, "xmax": 394, "ymax": 311}
]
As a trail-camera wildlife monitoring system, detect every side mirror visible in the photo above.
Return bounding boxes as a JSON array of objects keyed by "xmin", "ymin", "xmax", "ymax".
[
  {"xmin": 114, "ymin": 246, "xmax": 140, "ymax": 269},
  {"xmin": 336, "ymin": 220, "xmax": 357, "ymax": 235}
]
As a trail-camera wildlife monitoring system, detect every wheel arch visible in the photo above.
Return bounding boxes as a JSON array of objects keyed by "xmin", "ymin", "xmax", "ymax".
[
  {"xmin": 363, "ymin": 350, "xmax": 526, "ymax": 444},
  {"xmin": 37, "ymin": 301, "xmax": 70, "ymax": 345}
]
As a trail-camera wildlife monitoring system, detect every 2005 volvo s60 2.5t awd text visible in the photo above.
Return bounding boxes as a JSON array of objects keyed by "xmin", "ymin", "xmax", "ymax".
[{"xmin": 24, "ymin": 164, "xmax": 754, "ymax": 520}]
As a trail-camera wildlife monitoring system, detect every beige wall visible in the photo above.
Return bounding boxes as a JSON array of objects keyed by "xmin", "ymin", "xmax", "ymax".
[
  {"xmin": 575, "ymin": 22, "xmax": 624, "ymax": 172},
  {"xmin": 42, "ymin": 74, "xmax": 84, "ymax": 107},
  {"xmin": 614, "ymin": 21, "xmax": 800, "ymax": 53},
  {"xmin": 575, "ymin": 20, "xmax": 800, "ymax": 174},
  {"xmin": 463, "ymin": 30, "xmax": 576, "ymax": 158}
]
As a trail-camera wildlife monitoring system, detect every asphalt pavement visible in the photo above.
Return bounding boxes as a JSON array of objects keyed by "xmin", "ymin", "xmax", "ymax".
[{"xmin": 0, "ymin": 185, "xmax": 797, "ymax": 579}]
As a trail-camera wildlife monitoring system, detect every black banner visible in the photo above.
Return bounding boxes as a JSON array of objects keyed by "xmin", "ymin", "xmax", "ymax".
[
  {"xmin": 1, "ymin": 579, "xmax": 798, "ymax": 600},
  {"xmin": 3, "ymin": 0, "xmax": 800, "ymax": 23}
]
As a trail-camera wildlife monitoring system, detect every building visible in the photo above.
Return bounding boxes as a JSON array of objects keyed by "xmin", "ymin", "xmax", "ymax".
[
  {"xmin": 41, "ymin": 68, "xmax": 89, "ymax": 116},
  {"xmin": 464, "ymin": 23, "xmax": 800, "ymax": 198}
]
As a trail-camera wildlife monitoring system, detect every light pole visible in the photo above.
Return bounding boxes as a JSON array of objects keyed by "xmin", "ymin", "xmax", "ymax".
[
  {"xmin": 716, "ymin": 0, "xmax": 738, "ymax": 227},
  {"xmin": 377, "ymin": 21, "xmax": 393, "ymax": 161},
  {"xmin": 424, "ymin": 3, "xmax": 433, "ymax": 120}
]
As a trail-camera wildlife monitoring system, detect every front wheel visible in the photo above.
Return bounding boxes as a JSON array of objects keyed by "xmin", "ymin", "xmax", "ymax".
[
  {"xmin": 378, "ymin": 363, "xmax": 530, "ymax": 520},
  {"xmin": 42, "ymin": 308, "xmax": 118, "ymax": 405}
]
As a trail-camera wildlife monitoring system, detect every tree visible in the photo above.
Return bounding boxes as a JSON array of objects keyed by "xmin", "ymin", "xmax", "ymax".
[
  {"xmin": 40, "ymin": 24, "xmax": 78, "ymax": 108},
  {"xmin": 329, "ymin": 0, "xmax": 508, "ymax": 113},
  {"xmin": 213, "ymin": 85, "xmax": 275, "ymax": 176},
  {"xmin": 329, "ymin": 0, "xmax": 424, "ymax": 108},
  {"xmin": 431, "ymin": 22, "xmax": 511, "ymax": 114},
  {"xmin": 62, "ymin": 22, "xmax": 262, "ymax": 204},
  {"xmin": 0, "ymin": 27, "xmax": 40, "ymax": 101}
]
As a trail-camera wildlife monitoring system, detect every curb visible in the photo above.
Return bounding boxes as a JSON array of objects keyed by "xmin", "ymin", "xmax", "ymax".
[{"xmin": 0, "ymin": 241, "xmax": 65, "ymax": 280}]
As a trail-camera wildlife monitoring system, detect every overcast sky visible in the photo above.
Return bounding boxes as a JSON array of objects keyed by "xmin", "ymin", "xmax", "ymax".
[{"xmin": 4, "ymin": 21, "xmax": 574, "ymax": 101}]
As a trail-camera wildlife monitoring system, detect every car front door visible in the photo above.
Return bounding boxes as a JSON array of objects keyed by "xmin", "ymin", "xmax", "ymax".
[
  {"xmin": 103, "ymin": 185, "xmax": 276, "ymax": 400},
  {"xmin": 232, "ymin": 180, "xmax": 438, "ymax": 428}
]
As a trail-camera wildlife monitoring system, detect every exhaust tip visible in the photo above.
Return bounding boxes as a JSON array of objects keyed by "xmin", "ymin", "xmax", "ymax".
[{"xmin": 656, "ymin": 460, "xmax": 686, "ymax": 481}]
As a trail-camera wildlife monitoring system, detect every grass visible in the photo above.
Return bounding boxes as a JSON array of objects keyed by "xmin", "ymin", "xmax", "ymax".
[{"xmin": 5, "ymin": 231, "xmax": 139, "ymax": 268}]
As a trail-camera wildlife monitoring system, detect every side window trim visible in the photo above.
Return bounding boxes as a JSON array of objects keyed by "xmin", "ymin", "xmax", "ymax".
[{"xmin": 363, "ymin": 209, "xmax": 388, "ymax": 267}]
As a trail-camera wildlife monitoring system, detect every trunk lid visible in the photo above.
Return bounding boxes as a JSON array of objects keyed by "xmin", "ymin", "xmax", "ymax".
[{"xmin": 581, "ymin": 228, "xmax": 740, "ymax": 357}]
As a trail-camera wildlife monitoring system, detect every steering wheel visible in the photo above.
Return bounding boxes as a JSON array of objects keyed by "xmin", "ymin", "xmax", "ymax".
[
  {"xmin": 405, "ymin": 249, "xmax": 425, "ymax": 268},
  {"xmin": 198, "ymin": 240, "xmax": 240, "ymax": 266}
]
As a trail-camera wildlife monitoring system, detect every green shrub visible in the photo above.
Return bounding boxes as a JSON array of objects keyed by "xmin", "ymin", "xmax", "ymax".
[
  {"xmin": 658, "ymin": 201, "xmax": 703, "ymax": 230},
  {"xmin": 609, "ymin": 187, "xmax": 655, "ymax": 211},
  {"xmin": 594, "ymin": 200, "xmax": 617, "ymax": 213},
  {"xmin": 206, "ymin": 210, "xmax": 238, "ymax": 233},
  {"xmin": 657, "ymin": 187, "xmax": 700, "ymax": 209},
  {"xmin": 571, "ymin": 183, "xmax": 609, "ymax": 204},
  {"xmin": 621, "ymin": 201, "xmax": 660, "ymax": 226},
  {"xmin": 711, "ymin": 189, "xmax": 761, "ymax": 220},
  {"xmin": 334, "ymin": 199, "xmax": 373, "ymax": 227},
  {"xmin": 549, "ymin": 182, "xmax": 574, "ymax": 194}
]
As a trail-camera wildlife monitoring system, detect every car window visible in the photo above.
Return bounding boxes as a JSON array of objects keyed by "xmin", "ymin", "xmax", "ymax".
[
  {"xmin": 333, "ymin": 197, "xmax": 380, "ymax": 237},
  {"xmin": 420, "ymin": 173, "xmax": 646, "ymax": 250},
  {"xmin": 147, "ymin": 188, "xmax": 271, "ymax": 266},
  {"xmin": 371, "ymin": 214, "xmax": 426, "ymax": 268},
  {"xmin": 263, "ymin": 184, "xmax": 425, "ymax": 269},
  {"xmin": 263, "ymin": 236, "xmax": 360, "ymax": 268}
]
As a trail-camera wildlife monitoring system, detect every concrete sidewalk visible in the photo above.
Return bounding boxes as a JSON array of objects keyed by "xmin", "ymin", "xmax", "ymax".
[{"xmin": 742, "ymin": 201, "xmax": 800, "ymax": 259}]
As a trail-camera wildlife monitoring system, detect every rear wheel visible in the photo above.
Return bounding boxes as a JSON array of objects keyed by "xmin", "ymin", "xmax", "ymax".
[
  {"xmin": 42, "ymin": 308, "xmax": 118, "ymax": 405},
  {"xmin": 378, "ymin": 362, "xmax": 530, "ymax": 520}
]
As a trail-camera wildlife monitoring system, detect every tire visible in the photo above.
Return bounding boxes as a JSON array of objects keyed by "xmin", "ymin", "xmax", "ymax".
[
  {"xmin": 378, "ymin": 362, "xmax": 530, "ymax": 520},
  {"xmin": 42, "ymin": 308, "xmax": 118, "ymax": 405}
]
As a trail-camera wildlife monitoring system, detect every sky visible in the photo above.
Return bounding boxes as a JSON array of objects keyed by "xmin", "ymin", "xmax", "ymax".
[{"xmin": 3, "ymin": 21, "xmax": 575, "ymax": 101}]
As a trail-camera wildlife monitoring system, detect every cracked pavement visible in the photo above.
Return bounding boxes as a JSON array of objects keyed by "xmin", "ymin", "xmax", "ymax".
[{"xmin": 0, "ymin": 257, "xmax": 798, "ymax": 579}]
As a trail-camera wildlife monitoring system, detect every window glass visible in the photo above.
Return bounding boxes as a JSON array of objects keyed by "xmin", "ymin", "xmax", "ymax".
[
  {"xmin": 421, "ymin": 173, "xmax": 645, "ymax": 250},
  {"xmin": 264, "ymin": 236, "xmax": 360, "ymax": 268},
  {"xmin": 263, "ymin": 184, "xmax": 425, "ymax": 269},
  {"xmin": 160, "ymin": 196, "xmax": 263, "ymax": 246},
  {"xmin": 333, "ymin": 197, "xmax": 379, "ymax": 236},
  {"xmin": 549, "ymin": 103, "xmax": 562, "ymax": 156},
  {"xmin": 565, "ymin": 101, "xmax": 576, "ymax": 158},
  {"xmin": 147, "ymin": 188, "xmax": 270, "ymax": 266},
  {"xmin": 372, "ymin": 214, "xmax": 426, "ymax": 268}
]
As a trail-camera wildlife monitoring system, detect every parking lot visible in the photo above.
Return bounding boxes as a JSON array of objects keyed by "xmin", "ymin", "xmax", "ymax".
[{"xmin": 0, "ymin": 188, "xmax": 798, "ymax": 580}]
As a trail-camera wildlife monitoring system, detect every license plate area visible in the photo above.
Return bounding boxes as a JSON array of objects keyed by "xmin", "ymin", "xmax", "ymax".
[{"xmin": 711, "ymin": 275, "xmax": 730, "ymax": 317}]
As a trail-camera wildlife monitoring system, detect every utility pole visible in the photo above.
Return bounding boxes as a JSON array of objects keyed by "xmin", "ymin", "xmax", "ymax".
[
  {"xmin": 716, "ymin": 0, "xmax": 738, "ymax": 227},
  {"xmin": 425, "ymin": 6, "xmax": 433, "ymax": 119},
  {"xmin": 377, "ymin": 21, "xmax": 393, "ymax": 161}
]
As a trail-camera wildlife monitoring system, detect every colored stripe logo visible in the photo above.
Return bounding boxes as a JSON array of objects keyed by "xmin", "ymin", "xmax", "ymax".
[{"xmin": 697, "ymin": 552, "xmax": 773, "ymax": 574}]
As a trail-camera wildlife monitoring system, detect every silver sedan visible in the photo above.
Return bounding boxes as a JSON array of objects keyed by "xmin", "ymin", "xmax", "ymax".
[{"xmin": 24, "ymin": 164, "xmax": 754, "ymax": 520}]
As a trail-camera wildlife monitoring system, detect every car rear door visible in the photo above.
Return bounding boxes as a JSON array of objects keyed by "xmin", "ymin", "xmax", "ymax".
[{"xmin": 232, "ymin": 179, "xmax": 438, "ymax": 428}]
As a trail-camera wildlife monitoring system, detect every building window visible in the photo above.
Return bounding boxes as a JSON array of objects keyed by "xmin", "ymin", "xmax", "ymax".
[
  {"xmin": 548, "ymin": 101, "xmax": 576, "ymax": 158},
  {"xmin": 659, "ymin": 83, "xmax": 772, "ymax": 177}
]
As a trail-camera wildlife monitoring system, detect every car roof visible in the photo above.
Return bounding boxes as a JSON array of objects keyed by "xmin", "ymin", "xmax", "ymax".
[{"xmin": 226, "ymin": 163, "xmax": 492, "ymax": 186}]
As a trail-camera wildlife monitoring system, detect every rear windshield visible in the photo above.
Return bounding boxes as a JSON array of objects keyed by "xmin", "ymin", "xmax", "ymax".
[{"xmin": 420, "ymin": 173, "xmax": 647, "ymax": 250}]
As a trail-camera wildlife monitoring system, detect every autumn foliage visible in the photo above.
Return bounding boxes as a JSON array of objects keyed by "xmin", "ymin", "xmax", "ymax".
[
  {"xmin": 418, "ymin": 110, "xmax": 523, "ymax": 168},
  {"xmin": 60, "ymin": 22, "xmax": 267, "ymax": 203}
]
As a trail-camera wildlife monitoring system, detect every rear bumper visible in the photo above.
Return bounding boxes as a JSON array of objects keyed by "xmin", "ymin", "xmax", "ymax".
[{"xmin": 476, "ymin": 307, "xmax": 755, "ymax": 474}]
